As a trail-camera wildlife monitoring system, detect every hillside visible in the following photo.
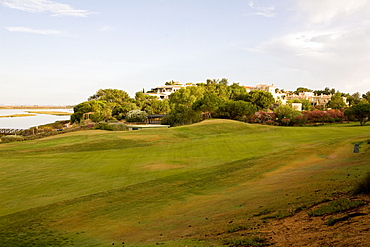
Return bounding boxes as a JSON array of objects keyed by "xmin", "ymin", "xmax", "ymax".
[{"xmin": 0, "ymin": 119, "xmax": 369, "ymax": 246}]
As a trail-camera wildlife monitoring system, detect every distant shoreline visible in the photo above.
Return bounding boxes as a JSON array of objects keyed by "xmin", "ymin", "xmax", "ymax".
[{"xmin": 0, "ymin": 105, "xmax": 74, "ymax": 109}]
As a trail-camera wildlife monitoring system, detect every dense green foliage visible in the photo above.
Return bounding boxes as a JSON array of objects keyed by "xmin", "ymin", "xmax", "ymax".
[
  {"xmin": 70, "ymin": 82, "xmax": 369, "ymax": 127},
  {"xmin": 125, "ymin": 110, "xmax": 148, "ymax": 122},
  {"xmin": 274, "ymin": 105, "xmax": 302, "ymax": 126},
  {"xmin": 95, "ymin": 122, "xmax": 128, "ymax": 131},
  {"xmin": 165, "ymin": 80, "xmax": 274, "ymax": 126},
  {"xmin": 328, "ymin": 92, "xmax": 347, "ymax": 109},
  {"xmin": 344, "ymin": 103, "xmax": 370, "ymax": 126},
  {"xmin": 71, "ymin": 89, "xmax": 168, "ymax": 123}
]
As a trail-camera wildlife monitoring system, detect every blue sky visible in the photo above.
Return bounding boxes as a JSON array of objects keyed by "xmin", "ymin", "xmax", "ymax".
[{"xmin": 1, "ymin": 0, "xmax": 369, "ymax": 105}]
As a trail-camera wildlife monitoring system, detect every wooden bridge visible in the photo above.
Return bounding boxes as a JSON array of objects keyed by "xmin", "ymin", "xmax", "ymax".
[{"xmin": 0, "ymin": 129, "xmax": 24, "ymax": 135}]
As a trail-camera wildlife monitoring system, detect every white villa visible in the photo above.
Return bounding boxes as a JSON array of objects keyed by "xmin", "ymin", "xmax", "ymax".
[
  {"xmin": 144, "ymin": 83, "xmax": 195, "ymax": 100},
  {"xmin": 243, "ymin": 84, "xmax": 348, "ymax": 110}
]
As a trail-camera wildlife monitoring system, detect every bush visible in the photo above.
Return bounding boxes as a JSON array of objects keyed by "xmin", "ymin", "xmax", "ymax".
[
  {"xmin": 1, "ymin": 135, "xmax": 25, "ymax": 143},
  {"xmin": 291, "ymin": 115, "xmax": 308, "ymax": 126},
  {"xmin": 252, "ymin": 112, "xmax": 275, "ymax": 123},
  {"xmin": 125, "ymin": 110, "xmax": 148, "ymax": 123},
  {"xmin": 274, "ymin": 105, "xmax": 302, "ymax": 126},
  {"xmin": 95, "ymin": 122, "xmax": 128, "ymax": 131},
  {"xmin": 353, "ymin": 172, "xmax": 370, "ymax": 195}
]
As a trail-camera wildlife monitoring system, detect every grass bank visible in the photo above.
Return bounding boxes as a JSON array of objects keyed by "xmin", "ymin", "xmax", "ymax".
[
  {"xmin": 0, "ymin": 113, "xmax": 36, "ymax": 118},
  {"xmin": 27, "ymin": 111, "xmax": 72, "ymax": 116}
]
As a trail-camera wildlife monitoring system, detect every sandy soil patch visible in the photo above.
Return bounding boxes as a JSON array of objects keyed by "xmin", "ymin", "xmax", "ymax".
[{"xmin": 264, "ymin": 195, "xmax": 370, "ymax": 246}]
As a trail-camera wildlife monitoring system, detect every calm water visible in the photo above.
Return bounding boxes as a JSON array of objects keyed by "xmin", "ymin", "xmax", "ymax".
[{"xmin": 0, "ymin": 109, "xmax": 73, "ymax": 129}]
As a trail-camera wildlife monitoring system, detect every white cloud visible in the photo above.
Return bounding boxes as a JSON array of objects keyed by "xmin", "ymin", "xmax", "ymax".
[
  {"xmin": 251, "ymin": 0, "xmax": 370, "ymax": 93},
  {"xmin": 0, "ymin": 0, "xmax": 97, "ymax": 17},
  {"xmin": 295, "ymin": 0, "xmax": 369, "ymax": 24},
  {"xmin": 246, "ymin": 1, "xmax": 275, "ymax": 18},
  {"xmin": 6, "ymin": 26, "xmax": 62, "ymax": 36}
]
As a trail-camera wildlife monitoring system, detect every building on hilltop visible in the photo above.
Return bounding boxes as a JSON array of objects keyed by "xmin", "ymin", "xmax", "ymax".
[
  {"xmin": 244, "ymin": 84, "xmax": 288, "ymax": 105},
  {"xmin": 286, "ymin": 92, "xmax": 348, "ymax": 108},
  {"xmin": 144, "ymin": 83, "xmax": 196, "ymax": 100},
  {"xmin": 243, "ymin": 84, "xmax": 348, "ymax": 110}
]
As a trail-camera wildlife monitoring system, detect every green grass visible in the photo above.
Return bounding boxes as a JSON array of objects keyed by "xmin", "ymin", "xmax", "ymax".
[
  {"xmin": 0, "ymin": 119, "xmax": 369, "ymax": 246},
  {"xmin": 307, "ymin": 198, "xmax": 365, "ymax": 216}
]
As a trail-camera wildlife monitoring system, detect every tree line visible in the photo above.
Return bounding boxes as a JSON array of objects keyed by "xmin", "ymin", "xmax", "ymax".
[{"xmin": 70, "ymin": 79, "xmax": 370, "ymax": 126}]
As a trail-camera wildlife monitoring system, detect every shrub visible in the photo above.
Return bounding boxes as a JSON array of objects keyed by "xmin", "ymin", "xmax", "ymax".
[
  {"xmin": 95, "ymin": 123, "xmax": 128, "ymax": 131},
  {"xmin": 305, "ymin": 110, "xmax": 329, "ymax": 123},
  {"xmin": 291, "ymin": 115, "xmax": 308, "ymax": 126},
  {"xmin": 125, "ymin": 110, "xmax": 148, "ymax": 123},
  {"xmin": 252, "ymin": 112, "xmax": 275, "ymax": 123},
  {"xmin": 1, "ymin": 135, "xmax": 25, "ymax": 143},
  {"xmin": 281, "ymin": 118, "xmax": 291, "ymax": 126},
  {"xmin": 274, "ymin": 105, "xmax": 302, "ymax": 126},
  {"xmin": 109, "ymin": 124, "xmax": 128, "ymax": 131},
  {"xmin": 327, "ymin": 109, "xmax": 345, "ymax": 122},
  {"xmin": 353, "ymin": 172, "xmax": 370, "ymax": 195},
  {"xmin": 160, "ymin": 115, "xmax": 176, "ymax": 126}
]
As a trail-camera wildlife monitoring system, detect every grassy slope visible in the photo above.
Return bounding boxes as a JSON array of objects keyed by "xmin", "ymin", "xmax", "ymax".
[{"xmin": 0, "ymin": 119, "xmax": 369, "ymax": 246}]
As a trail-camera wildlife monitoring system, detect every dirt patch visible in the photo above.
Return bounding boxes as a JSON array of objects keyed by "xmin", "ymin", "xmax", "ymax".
[{"xmin": 263, "ymin": 195, "xmax": 370, "ymax": 246}]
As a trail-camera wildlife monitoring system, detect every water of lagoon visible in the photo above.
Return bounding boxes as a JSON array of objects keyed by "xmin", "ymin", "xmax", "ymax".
[{"xmin": 0, "ymin": 109, "xmax": 73, "ymax": 129}]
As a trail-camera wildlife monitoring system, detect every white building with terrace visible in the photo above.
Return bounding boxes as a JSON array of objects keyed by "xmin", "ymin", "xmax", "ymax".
[{"xmin": 144, "ymin": 83, "xmax": 195, "ymax": 100}]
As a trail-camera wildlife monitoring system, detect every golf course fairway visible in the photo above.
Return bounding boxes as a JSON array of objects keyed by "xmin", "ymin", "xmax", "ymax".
[{"xmin": 0, "ymin": 119, "xmax": 369, "ymax": 246}]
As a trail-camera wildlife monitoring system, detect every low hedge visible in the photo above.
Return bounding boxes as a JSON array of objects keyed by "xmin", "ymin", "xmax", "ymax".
[{"xmin": 1, "ymin": 135, "xmax": 25, "ymax": 143}]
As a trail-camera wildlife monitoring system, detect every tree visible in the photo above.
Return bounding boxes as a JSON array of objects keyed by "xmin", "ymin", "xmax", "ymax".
[
  {"xmin": 327, "ymin": 92, "xmax": 346, "ymax": 109},
  {"xmin": 192, "ymin": 93, "xmax": 222, "ymax": 119},
  {"xmin": 125, "ymin": 110, "xmax": 148, "ymax": 123},
  {"xmin": 294, "ymin": 87, "xmax": 312, "ymax": 94},
  {"xmin": 346, "ymin": 92, "xmax": 362, "ymax": 106},
  {"xmin": 88, "ymin": 89, "xmax": 131, "ymax": 105},
  {"xmin": 217, "ymin": 100, "xmax": 257, "ymax": 120},
  {"xmin": 112, "ymin": 103, "xmax": 139, "ymax": 120},
  {"xmin": 314, "ymin": 87, "xmax": 336, "ymax": 95},
  {"xmin": 204, "ymin": 79, "xmax": 231, "ymax": 100},
  {"xmin": 134, "ymin": 91, "xmax": 170, "ymax": 115},
  {"xmin": 248, "ymin": 90, "xmax": 275, "ymax": 111},
  {"xmin": 167, "ymin": 86, "xmax": 205, "ymax": 126},
  {"xmin": 301, "ymin": 99, "xmax": 313, "ymax": 111},
  {"xmin": 229, "ymin": 83, "xmax": 248, "ymax": 101},
  {"xmin": 344, "ymin": 103, "xmax": 370, "ymax": 126},
  {"xmin": 363, "ymin": 91, "xmax": 370, "ymax": 102},
  {"xmin": 70, "ymin": 100, "xmax": 108, "ymax": 123},
  {"xmin": 274, "ymin": 105, "xmax": 302, "ymax": 126}
]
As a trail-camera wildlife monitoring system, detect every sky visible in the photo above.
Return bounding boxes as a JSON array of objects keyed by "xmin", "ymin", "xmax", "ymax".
[{"xmin": 1, "ymin": 0, "xmax": 370, "ymax": 105}]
